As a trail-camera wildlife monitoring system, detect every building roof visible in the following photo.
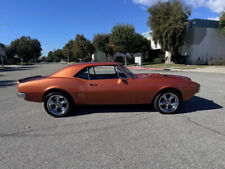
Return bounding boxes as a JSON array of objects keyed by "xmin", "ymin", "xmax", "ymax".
[{"xmin": 189, "ymin": 19, "xmax": 219, "ymax": 29}]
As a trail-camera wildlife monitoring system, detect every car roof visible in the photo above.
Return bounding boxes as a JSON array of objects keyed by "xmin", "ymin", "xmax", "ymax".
[
  {"xmin": 73, "ymin": 62, "xmax": 120, "ymax": 66},
  {"xmin": 50, "ymin": 62, "xmax": 120, "ymax": 78}
]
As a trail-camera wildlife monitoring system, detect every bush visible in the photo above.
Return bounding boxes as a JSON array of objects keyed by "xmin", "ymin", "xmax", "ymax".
[
  {"xmin": 5, "ymin": 58, "xmax": 21, "ymax": 65},
  {"xmin": 148, "ymin": 49, "xmax": 164, "ymax": 62},
  {"xmin": 114, "ymin": 56, "xmax": 124, "ymax": 63},
  {"xmin": 152, "ymin": 57, "xmax": 164, "ymax": 64},
  {"xmin": 208, "ymin": 58, "xmax": 225, "ymax": 65},
  {"xmin": 173, "ymin": 54, "xmax": 186, "ymax": 64}
]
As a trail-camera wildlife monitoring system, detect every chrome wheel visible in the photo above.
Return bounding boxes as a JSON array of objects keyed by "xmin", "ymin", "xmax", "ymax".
[
  {"xmin": 158, "ymin": 93, "xmax": 179, "ymax": 113},
  {"xmin": 47, "ymin": 95, "xmax": 69, "ymax": 116}
]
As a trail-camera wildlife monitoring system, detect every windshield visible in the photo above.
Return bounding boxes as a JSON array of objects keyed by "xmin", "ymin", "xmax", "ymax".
[{"xmin": 120, "ymin": 64, "xmax": 136, "ymax": 78}]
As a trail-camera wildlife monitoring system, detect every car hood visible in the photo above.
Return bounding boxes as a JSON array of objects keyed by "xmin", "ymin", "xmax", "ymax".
[{"xmin": 135, "ymin": 73, "xmax": 191, "ymax": 81}]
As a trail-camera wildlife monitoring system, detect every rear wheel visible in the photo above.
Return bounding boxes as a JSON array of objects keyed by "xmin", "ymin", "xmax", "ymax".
[
  {"xmin": 154, "ymin": 91, "xmax": 181, "ymax": 114},
  {"xmin": 44, "ymin": 92, "xmax": 73, "ymax": 117}
]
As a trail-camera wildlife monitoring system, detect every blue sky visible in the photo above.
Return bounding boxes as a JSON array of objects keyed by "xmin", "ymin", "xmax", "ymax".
[{"xmin": 0, "ymin": 0, "xmax": 224, "ymax": 56}]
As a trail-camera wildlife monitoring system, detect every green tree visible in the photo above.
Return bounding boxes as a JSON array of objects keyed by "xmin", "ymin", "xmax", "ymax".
[
  {"xmin": 41, "ymin": 56, "xmax": 46, "ymax": 62},
  {"xmin": 5, "ymin": 45, "xmax": 15, "ymax": 59},
  {"xmin": 62, "ymin": 40, "xmax": 74, "ymax": 62},
  {"xmin": 93, "ymin": 34, "xmax": 114, "ymax": 61},
  {"xmin": 128, "ymin": 33, "xmax": 150, "ymax": 60},
  {"xmin": 46, "ymin": 49, "xmax": 63, "ymax": 62},
  {"xmin": 219, "ymin": 11, "xmax": 225, "ymax": 35},
  {"xmin": 147, "ymin": 0, "xmax": 191, "ymax": 64},
  {"xmin": 46, "ymin": 51, "xmax": 54, "ymax": 62},
  {"xmin": 72, "ymin": 34, "xmax": 95, "ymax": 61},
  {"xmin": 9, "ymin": 36, "xmax": 42, "ymax": 62},
  {"xmin": 86, "ymin": 40, "xmax": 96, "ymax": 60},
  {"xmin": 53, "ymin": 49, "xmax": 63, "ymax": 62},
  {"xmin": 30, "ymin": 39, "xmax": 42, "ymax": 62},
  {"xmin": 110, "ymin": 24, "xmax": 136, "ymax": 64}
]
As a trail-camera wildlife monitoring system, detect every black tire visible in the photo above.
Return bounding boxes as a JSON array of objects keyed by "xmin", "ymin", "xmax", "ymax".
[
  {"xmin": 153, "ymin": 90, "xmax": 181, "ymax": 114},
  {"xmin": 44, "ymin": 91, "xmax": 73, "ymax": 117}
]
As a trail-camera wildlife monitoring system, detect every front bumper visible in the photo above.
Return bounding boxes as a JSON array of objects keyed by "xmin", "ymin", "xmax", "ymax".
[{"xmin": 16, "ymin": 93, "xmax": 26, "ymax": 99}]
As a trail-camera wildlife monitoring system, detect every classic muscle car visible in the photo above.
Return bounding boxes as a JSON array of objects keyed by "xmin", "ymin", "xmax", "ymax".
[{"xmin": 17, "ymin": 62, "xmax": 200, "ymax": 117}]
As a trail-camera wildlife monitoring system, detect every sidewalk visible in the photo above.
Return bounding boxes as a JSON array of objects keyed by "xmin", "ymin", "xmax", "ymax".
[
  {"xmin": 180, "ymin": 67, "xmax": 225, "ymax": 74},
  {"xmin": 128, "ymin": 66, "xmax": 164, "ymax": 71},
  {"xmin": 129, "ymin": 66, "xmax": 225, "ymax": 74}
]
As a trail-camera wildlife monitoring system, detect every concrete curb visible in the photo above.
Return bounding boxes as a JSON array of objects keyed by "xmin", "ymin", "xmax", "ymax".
[
  {"xmin": 128, "ymin": 66, "xmax": 225, "ymax": 74},
  {"xmin": 128, "ymin": 66, "xmax": 165, "ymax": 71}
]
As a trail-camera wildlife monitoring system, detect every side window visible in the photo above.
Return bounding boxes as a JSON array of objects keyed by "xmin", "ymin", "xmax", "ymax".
[
  {"xmin": 75, "ymin": 65, "xmax": 128, "ymax": 80},
  {"xmin": 95, "ymin": 66, "xmax": 116, "ymax": 74},
  {"xmin": 90, "ymin": 66, "xmax": 119, "ymax": 80},
  {"xmin": 74, "ymin": 67, "xmax": 89, "ymax": 80}
]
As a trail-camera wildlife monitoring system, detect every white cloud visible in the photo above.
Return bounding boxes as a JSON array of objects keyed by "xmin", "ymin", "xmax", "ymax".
[
  {"xmin": 206, "ymin": 0, "xmax": 225, "ymax": 13},
  {"xmin": 183, "ymin": 0, "xmax": 205, "ymax": 8},
  {"xmin": 208, "ymin": 17, "xmax": 220, "ymax": 21},
  {"xmin": 133, "ymin": 0, "xmax": 225, "ymax": 13},
  {"xmin": 132, "ymin": 0, "xmax": 167, "ymax": 6},
  {"xmin": 184, "ymin": 0, "xmax": 225, "ymax": 13}
]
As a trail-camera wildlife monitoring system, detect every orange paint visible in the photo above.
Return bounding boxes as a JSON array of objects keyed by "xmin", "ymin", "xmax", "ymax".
[{"xmin": 17, "ymin": 62, "xmax": 200, "ymax": 105}]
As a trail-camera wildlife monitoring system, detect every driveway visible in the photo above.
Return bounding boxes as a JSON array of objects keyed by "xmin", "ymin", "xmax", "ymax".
[{"xmin": 0, "ymin": 63, "xmax": 224, "ymax": 169}]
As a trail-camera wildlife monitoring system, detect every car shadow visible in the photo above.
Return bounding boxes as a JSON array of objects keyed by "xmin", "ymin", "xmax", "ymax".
[
  {"xmin": 0, "ymin": 66, "xmax": 38, "ymax": 72},
  {"xmin": 72, "ymin": 104, "xmax": 153, "ymax": 116},
  {"xmin": 70, "ymin": 96, "xmax": 223, "ymax": 116},
  {"xmin": 0, "ymin": 80, "xmax": 17, "ymax": 87},
  {"xmin": 178, "ymin": 96, "xmax": 223, "ymax": 114}
]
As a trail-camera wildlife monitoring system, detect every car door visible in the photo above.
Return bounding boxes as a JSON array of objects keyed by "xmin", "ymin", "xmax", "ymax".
[
  {"xmin": 73, "ymin": 67, "xmax": 90, "ymax": 105},
  {"xmin": 86, "ymin": 65, "xmax": 138, "ymax": 105}
]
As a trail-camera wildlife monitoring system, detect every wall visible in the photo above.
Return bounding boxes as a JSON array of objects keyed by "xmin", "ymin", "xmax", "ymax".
[{"xmin": 182, "ymin": 27, "xmax": 225, "ymax": 64}]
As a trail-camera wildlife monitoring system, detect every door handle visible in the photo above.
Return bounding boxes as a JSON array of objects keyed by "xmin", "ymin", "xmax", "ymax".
[{"xmin": 89, "ymin": 83, "xmax": 97, "ymax": 86}]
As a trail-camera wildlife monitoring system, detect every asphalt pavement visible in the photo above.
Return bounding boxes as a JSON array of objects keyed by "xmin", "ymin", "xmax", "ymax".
[{"xmin": 0, "ymin": 63, "xmax": 225, "ymax": 169}]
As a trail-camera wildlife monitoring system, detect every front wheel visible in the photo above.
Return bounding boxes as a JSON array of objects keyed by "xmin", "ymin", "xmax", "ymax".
[
  {"xmin": 154, "ymin": 91, "xmax": 181, "ymax": 114},
  {"xmin": 44, "ymin": 92, "xmax": 73, "ymax": 117}
]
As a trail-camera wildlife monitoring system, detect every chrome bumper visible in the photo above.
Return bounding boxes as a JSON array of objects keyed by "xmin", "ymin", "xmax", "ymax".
[{"xmin": 16, "ymin": 93, "xmax": 26, "ymax": 99}]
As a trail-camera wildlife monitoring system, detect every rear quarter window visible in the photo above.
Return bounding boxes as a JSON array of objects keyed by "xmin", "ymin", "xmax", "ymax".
[{"xmin": 74, "ymin": 67, "xmax": 89, "ymax": 80}]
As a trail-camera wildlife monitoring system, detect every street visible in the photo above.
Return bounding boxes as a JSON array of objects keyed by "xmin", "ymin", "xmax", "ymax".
[{"xmin": 0, "ymin": 63, "xmax": 225, "ymax": 169}]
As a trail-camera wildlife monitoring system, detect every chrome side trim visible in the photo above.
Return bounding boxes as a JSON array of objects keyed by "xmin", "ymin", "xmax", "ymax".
[{"xmin": 16, "ymin": 93, "xmax": 26, "ymax": 99}]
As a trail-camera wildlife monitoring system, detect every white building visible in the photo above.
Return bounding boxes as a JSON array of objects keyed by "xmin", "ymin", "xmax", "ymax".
[
  {"xmin": 182, "ymin": 19, "xmax": 225, "ymax": 64},
  {"xmin": 141, "ymin": 32, "xmax": 161, "ymax": 50}
]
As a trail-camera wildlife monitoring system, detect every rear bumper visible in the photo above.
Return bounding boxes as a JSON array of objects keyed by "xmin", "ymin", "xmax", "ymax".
[{"xmin": 16, "ymin": 93, "xmax": 26, "ymax": 99}]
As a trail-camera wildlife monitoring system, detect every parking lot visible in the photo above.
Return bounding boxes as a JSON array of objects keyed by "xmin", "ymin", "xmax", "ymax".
[{"xmin": 0, "ymin": 63, "xmax": 225, "ymax": 169}]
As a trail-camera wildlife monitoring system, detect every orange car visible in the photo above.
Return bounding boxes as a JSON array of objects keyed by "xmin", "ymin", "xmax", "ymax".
[{"xmin": 17, "ymin": 62, "xmax": 200, "ymax": 117}]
